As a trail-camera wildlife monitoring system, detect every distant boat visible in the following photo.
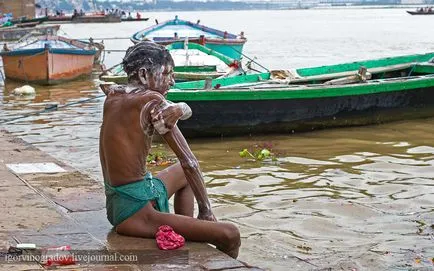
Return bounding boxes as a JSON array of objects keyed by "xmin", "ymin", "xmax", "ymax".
[
  {"xmin": 72, "ymin": 13, "xmax": 121, "ymax": 23},
  {"xmin": 45, "ymin": 15, "xmax": 73, "ymax": 23},
  {"xmin": 0, "ymin": 35, "xmax": 97, "ymax": 84},
  {"xmin": 0, "ymin": 24, "xmax": 59, "ymax": 42},
  {"xmin": 121, "ymin": 17, "xmax": 149, "ymax": 22},
  {"xmin": 407, "ymin": 8, "xmax": 434, "ymax": 15},
  {"xmin": 46, "ymin": 13, "xmax": 121, "ymax": 23},
  {"xmin": 130, "ymin": 15, "xmax": 247, "ymax": 60}
]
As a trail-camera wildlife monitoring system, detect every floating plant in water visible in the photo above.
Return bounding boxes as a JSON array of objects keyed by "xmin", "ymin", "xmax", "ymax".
[
  {"xmin": 147, "ymin": 151, "xmax": 176, "ymax": 166},
  {"xmin": 239, "ymin": 147, "xmax": 276, "ymax": 161}
]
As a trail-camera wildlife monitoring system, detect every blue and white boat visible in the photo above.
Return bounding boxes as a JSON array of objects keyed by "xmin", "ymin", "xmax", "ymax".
[{"xmin": 130, "ymin": 15, "xmax": 247, "ymax": 60}]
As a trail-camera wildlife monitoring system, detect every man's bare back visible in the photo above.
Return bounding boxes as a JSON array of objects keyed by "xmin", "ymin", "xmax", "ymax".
[{"xmin": 100, "ymin": 90, "xmax": 161, "ymax": 186}]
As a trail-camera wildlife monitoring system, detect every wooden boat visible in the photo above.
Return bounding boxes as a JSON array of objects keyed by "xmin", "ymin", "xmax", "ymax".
[
  {"xmin": 130, "ymin": 15, "xmax": 247, "ymax": 60},
  {"xmin": 0, "ymin": 35, "xmax": 97, "ymax": 85},
  {"xmin": 157, "ymin": 52, "xmax": 434, "ymax": 138},
  {"xmin": 15, "ymin": 22, "xmax": 41, "ymax": 28},
  {"xmin": 0, "ymin": 24, "xmax": 59, "ymax": 41},
  {"xmin": 46, "ymin": 13, "xmax": 121, "ymax": 23},
  {"xmin": 100, "ymin": 41, "xmax": 242, "ymax": 84}
]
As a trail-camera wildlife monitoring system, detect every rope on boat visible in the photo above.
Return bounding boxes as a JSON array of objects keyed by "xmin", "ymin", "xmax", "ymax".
[
  {"xmin": 99, "ymin": 62, "xmax": 122, "ymax": 78},
  {"xmin": 0, "ymin": 94, "xmax": 106, "ymax": 124},
  {"xmin": 227, "ymin": 46, "xmax": 270, "ymax": 72},
  {"xmin": 407, "ymin": 65, "xmax": 416, "ymax": 77},
  {"xmin": 57, "ymin": 28, "xmax": 131, "ymax": 41}
]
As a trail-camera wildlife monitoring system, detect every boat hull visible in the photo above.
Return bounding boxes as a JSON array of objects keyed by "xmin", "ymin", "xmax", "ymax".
[
  {"xmin": 2, "ymin": 49, "xmax": 95, "ymax": 85},
  {"xmin": 168, "ymin": 79, "xmax": 434, "ymax": 137}
]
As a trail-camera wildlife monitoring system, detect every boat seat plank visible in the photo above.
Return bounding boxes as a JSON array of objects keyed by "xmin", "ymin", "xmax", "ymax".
[{"xmin": 272, "ymin": 63, "xmax": 415, "ymax": 84}]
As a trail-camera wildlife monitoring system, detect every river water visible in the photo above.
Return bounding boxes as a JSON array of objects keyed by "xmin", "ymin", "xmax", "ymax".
[{"xmin": 1, "ymin": 8, "xmax": 433, "ymax": 270}]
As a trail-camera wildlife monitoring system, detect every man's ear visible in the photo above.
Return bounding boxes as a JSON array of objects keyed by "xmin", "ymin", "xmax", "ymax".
[{"xmin": 138, "ymin": 67, "xmax": 148, "ymax": 86}]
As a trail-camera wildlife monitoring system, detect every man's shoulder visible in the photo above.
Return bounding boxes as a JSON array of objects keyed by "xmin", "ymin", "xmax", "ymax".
[
  {"xmin": 100, "ymin": 83, "xmax": 126, "ymax": 95},
  {"xmin": 100, "ymin": 84, "xmax": 166, "ymax": 101}
]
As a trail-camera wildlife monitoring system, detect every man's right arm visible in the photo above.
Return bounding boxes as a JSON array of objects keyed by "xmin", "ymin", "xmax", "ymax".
[
  {"xmin": 161, "ymin": 126, "xmax": 215, "ymax": 221},
  {"xmin": 140, "ymin": 98, "xmax": 215, "ymax": 220}
]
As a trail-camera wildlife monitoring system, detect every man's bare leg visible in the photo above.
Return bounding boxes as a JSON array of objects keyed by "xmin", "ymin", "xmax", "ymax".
[
  {"xmin": 157, "ymin": 163, "xmax": 194, "ymax": 217},
  {"xmin": 116, "ymin": 204, "xmax": 241, "ymax": 258}
]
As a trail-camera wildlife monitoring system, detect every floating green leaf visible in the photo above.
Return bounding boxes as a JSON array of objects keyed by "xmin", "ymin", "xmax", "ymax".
[
  {"xmin": 260, "ymin": 148, "xmax": 270, "ymax": 158},
  {"xmin": 240, "ymin": 147, "xmax": 276, "ymax": 161},
  {"xmin": 239, "ymin": 149, "xmax": 249, "ymax": 158}
]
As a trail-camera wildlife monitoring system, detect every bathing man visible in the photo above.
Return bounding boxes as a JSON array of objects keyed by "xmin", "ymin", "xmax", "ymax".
[{"xmin": 99, "ymin": 41, "xmax": 240, "ymax": 258}]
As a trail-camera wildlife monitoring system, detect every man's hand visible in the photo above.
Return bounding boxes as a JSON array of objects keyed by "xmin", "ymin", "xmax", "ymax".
[
  {"xmin": 197, "ymin": 210, "xmax": 217, "ymax": 222},
  {"xmin": 151, "ymin": 103, "xmax": 183, "ymax": 133}
]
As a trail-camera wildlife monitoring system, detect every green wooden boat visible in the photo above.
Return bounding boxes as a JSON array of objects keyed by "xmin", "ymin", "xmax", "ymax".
[
  {"xmin": 100, "ymin": 42, "xmax": 241, "ymax": 84},
  {"xmin": 162, "ymin": 52, "xmax": 434, "ymax": 137}
]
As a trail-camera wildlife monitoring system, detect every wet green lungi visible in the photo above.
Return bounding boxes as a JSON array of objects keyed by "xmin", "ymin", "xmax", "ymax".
[{"xmin": 104, "ymin": 172, "xmax": 170, "ymax": 227}]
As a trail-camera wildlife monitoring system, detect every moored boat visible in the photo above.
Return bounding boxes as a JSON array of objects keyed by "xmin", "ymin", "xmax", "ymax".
[
  {"xmin": 46, "ymin": 13, "xmax": 121, "ymax": 23},
  {"xmin": 72, "ymin": 13, "xmax": 121, "ymax": 23},
  {"xmin": 130, "ymin": 15, "xmax": 247, "ymax": 60},
  {"xmin": 1, "ymin": 35, "xmax": 97, "ymax": 85},
  {"xmin": 102, "ymin": 52, "xmax": 434, "ymax": 138},
  {"xmin": 164, "ymin": 53, "xmax": 434, "ymax": 137}
]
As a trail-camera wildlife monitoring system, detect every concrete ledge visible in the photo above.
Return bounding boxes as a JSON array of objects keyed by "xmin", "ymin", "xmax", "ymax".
[{"xmin": 0, "ymin": 129, "xmax": 262, "ymax": 270}]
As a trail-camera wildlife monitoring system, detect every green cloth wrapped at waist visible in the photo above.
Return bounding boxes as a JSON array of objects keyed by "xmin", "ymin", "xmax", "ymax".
[{"xmin": 105, "ymin": 172, "xmax": 169, "ymax": 227}]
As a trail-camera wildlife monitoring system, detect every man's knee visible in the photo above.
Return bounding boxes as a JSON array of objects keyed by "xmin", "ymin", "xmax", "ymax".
[{"xmin": 221, "ymin": 223, "xmax": 241, "ymax": 246}]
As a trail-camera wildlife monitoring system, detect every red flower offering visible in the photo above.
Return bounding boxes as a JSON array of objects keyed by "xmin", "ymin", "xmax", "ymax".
[{"xmin": 155, "ymin": 225, "xmax": 185, "ymax": 250}]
